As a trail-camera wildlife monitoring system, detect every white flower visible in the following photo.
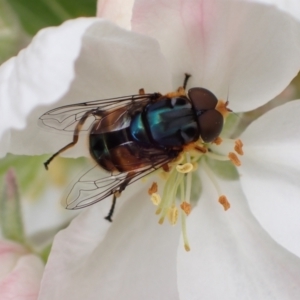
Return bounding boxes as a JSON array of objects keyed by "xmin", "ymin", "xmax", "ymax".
[{"xmin": 1, "ymin": 0, "xmax": 300, "ymax": 299}]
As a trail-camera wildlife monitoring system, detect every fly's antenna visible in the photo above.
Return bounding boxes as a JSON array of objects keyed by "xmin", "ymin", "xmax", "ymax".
[{"xmin": 225, "ymin": 83, "xmax": 239, "ymax": 118}]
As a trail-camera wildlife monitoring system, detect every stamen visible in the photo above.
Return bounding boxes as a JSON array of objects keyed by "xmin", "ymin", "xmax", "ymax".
[
  {"xmin": 202, "ymin": 160, "xmax": 222, "ymax": 196},
  {"xmin": 185, "ymin": 153, "xmax": 192, "ymax": 204},
  {"xmin": 219, "ymin": 195, "xmax": 230, "ymax": 210},
  {"xmin": 167, "ymin": 205, "xmax": 178, "ymax": 225},
  {"xmin": 234, "ymin": 139, "xmax": 244, "ymax": 155},
  {"xmin": 148, "ymin": 182, "xmax": 158, "ymax": 195},
  {"xmin": 158, "ymin": 216, "xmax": 165, "ymax": 224},
  {"xmin": 228, "ymin": 152, "xmax": 241, "ymax": 166},
  {"xmin": 155, "ymin": 207, "xmax": 162, "ymax": 214},
  {"xmin": 151, "ymin": 193, "xmax": 161, "ymax": 205},
  {"xmin": 180, "ymin": 201, "xmax": 191, "ymax": 215},
  {"xmin": 181, "ymin": 210, "xmax": 190, "ymax": 252},
  {"xmin": 176, "ymin": 163, "xmax": 193, "ymax": 173},
  {"xmin": 206, "ymin": 152, "xmax": 231, "ymax": 161},
  {"xmin": 203, "ymin": 160, "xmax": 231, "ymax": 211}
]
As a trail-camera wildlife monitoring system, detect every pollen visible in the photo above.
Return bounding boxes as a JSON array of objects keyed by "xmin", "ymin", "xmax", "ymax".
[
  {"xmin": 167, "ymin": 205, "xmax": 178, "ymax": 225},
  {"xmin": 234, "ymin": 139, "xmax": 244, "ymax": 155},
  {"xmin": 219, "ymin": 195, "xmax": 230, "ymax": 211},
  {"xmin": 180, "ymin": 201, "xmax": 191, "ymax": 215},
  {"xmin": 176, "ymin": 163, "xmax": 194, "ymax": 173},
  {"xmin": 228, "ymin": 152, "xmax": 241, "ymax": 166},
  {"xmin": 150, "ymin": 193, "xmax": 161, "ymax": 205},
  {"xmin": 148, "ymin": 182, "xmax": 158, "ymax": 195}
]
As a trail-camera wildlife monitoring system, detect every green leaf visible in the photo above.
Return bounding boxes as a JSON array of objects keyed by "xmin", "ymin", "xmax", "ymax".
[
  {"xmin": 7, "ymin": 0, "xmax": 97, "ymax": 36},
  {"xmin": 0, "ymin": 0, "xmax": 29, "ymax": 62}
]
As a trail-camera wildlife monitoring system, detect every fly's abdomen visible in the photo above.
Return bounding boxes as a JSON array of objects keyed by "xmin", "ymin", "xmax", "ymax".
[{"xmin": 89, "ymin": 126, "xmax": 158, "ymax": 173}]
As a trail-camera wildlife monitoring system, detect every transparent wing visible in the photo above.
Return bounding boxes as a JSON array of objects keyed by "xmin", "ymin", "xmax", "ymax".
[
  {"xmin": 63, "ymin": 155, "xmax": 172, "ymax": 210},
  {"xmin": 38, "ymin": 93, "xmax": 159, "ymax": 134}
]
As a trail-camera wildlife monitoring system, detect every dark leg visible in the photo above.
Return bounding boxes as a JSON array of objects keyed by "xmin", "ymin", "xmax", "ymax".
[
  {"xmin": 104, "ymin": 171, "xmax": 135, "ymax": 222},
  {"xmin": 44, "ymin": 110, "xmax": 95, "ymax": 170},
  {"xmin": 183, "ymin": 73, "xmax": 191, "ymax": 89},
  {"xmin": 104, "ymin": 194, "xmax": 117, "ymax": 222}
]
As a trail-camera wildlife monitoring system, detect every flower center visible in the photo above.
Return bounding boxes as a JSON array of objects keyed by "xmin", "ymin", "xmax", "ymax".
[{"xmin": 148, "ymin": 136, "xmax": 243, "ymax": 252}]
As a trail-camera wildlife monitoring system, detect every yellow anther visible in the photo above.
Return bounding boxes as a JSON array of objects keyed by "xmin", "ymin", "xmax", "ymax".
[
  {"xmin": 180, "ymin": 201, "xmax": 191, "ymax": 215},
  {"xmin": 155, "ymin": 207, "xmax": 162, "ymax": 215},
  {"xmin": 228, "ymin": 152, "xmax": 241, "ymax": 166},
  {"xmin": 150, "ymin": 193, "xmax": 161, "ymax": 206},
  {"xmin": 148, "ymin": 182, "xmax": 158, "ymax": 195},
  {"xmin": 176, "ymin": 163, "xmax": 194, "ymax": 173},
  {"xmin": 158, "ymin": 216, "xmax": 165, "ymax": 224},
  {"xmin": 213, "ymin": 136, "xmax": 223, "ymax": 145},
  {"xmin": 184, "ymin": 244, "xmax": 191, "ymax": 252},
  {"xmin": 234, "ymin": 139, "xmax": 244, "ymax": 155},
  {"xmin": 167, "ymin": 205, "xmax": 178, "ymax": 225},
  {"xmin": 219, "ymin": 195, "xmax": 230, "ymax": 210}
]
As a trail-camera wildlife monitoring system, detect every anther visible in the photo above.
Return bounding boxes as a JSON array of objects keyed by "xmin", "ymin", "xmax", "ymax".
[
  {"xmin": 167, "ymin": 205, "xmax": 178, "ymax": 225},
  {"xmin": 184, "ymin": 244, "xmax": 191, "ymax": 252},
  {"xmin": 151, "ymin": 193, "xmax": 161, "ymax": 205},
  {"xmin": 156, "ymin": 207, "xmax": 162, "ymax": 215},
  {"xmin": 213, "ymin": 137, "xmax": 223, "ymax": 145},
  {"xmin": 176, "ymin": 163, "xmax": 193, "ymax": 173},
  {"xmin": 158, "ymin": 216, "xmax": 165, "ymax": 224},
  {"xmin": 228, "ymin": 152, "xmax": 241, "ymax": 166},
  {"xmin": 234, "ymin": 139, "xmax": 244, "ymax": 155},
  {"xmin": 219, "ymin": 195, "xmax": 230, "ymax": 210},
  {"xmin": 148, "ymin": 182, "xmax": 158, "ymax": 195},
  {"xmin": 180, "ymin": 201, "xmax": 191, "ymax": 215}
]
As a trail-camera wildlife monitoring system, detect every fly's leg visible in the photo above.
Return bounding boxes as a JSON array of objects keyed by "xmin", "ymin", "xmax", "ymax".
[
  {"xmin": 104, "ymin": 171, "xmax": 135, "ymax": 222},
  {"xmin": 44, "ymin": 110, "xmax": 95, "ymax": 170},
  {"xmin": 183, "ymin": 73, "xmax": 191, "ymax": 89},
  {"xmin": 104, "ymin": 194, "xmax": 117, "ymax": 222}
]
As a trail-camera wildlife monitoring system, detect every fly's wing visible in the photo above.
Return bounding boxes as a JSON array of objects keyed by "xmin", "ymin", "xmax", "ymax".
[
  {"xmin": 63, "ymin": 154, "xmax": 174, "ymax": 209},
  {"xmin": 38, "ymin": 93, "xmax": 159, "ymax": 134}
]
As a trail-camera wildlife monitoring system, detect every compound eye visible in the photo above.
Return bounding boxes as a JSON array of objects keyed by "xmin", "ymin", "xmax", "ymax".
[
  {"xmin": 188, "ymin": 88, "xmax": 218, "ymax": 110},
  {"xmin": 198, "ymin": 110, "xmax": 223, "ymax": 143}
]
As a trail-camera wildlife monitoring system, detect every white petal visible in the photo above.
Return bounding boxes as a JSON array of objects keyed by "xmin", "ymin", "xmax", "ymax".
[
  {"xmin": 39, "ymin": 185, "xmax": 181, "ymax": 299},
  {"xmin": 0, "ymin": 18, "xmax": 172, "ymax": 157},
  {"xmin": 0, "ymin": 253, "xmax": 44, "ymax": 300},
  {"xmin": 178, "ymin": 167, "xmax": 300, "ymax": 299},
  {"xmin": 240, "ymin": 100, "xmax": 300, "ymax": 257},
  {"xmin": 132, "ymin": 0, "xmax": 300, "ymax": 111},
  {"xmin": 0, "ymin": 241, "xmax": 28, "ymax": 278},
  {"xmin": 0, "ymin": 18, "xmax": 100, "ymax": 152},
  {"xmin": 97, "ymin": 0, "xmax": 135, "ymax": 29}
]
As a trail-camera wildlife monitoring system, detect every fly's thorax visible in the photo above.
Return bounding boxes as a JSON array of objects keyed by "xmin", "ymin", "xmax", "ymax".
[{"xmin": 144, "ymin": 96, "xmax": 199, "ymax": 147}]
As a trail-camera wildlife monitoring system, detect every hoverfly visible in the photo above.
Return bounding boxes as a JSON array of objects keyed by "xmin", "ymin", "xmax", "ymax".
[{"xmin": 39, "ymin": 75, "xmax": 227, "ymax": 221}]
